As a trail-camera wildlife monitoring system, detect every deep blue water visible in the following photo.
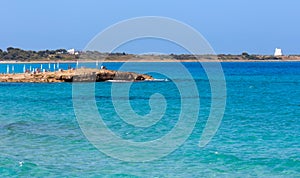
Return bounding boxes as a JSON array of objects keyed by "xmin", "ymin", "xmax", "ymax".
[{"xmin": 0, "ymin": 62, "xmax": 299, "ymax": 177}]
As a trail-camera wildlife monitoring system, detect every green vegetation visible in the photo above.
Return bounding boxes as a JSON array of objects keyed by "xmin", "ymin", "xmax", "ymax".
[
  {"xmin": 0, "ymin": 47, "xmax": 289, "ymax": 61},
  {"xmin": 218, "ymin": 52, "xmax": 283, "ymax": 60},
  {"xmin": 0, "ymin": 47, "xmax": 76, "ymax": 61},
  {"xmin": 0, "ymin": 47, "xmax": 131, "ymax": 61}
]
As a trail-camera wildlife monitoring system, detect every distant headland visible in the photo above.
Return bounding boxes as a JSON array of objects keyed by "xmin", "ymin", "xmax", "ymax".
[{"xmin": 1, "ymin": 47, "xmax": 300, "ymax": 62}]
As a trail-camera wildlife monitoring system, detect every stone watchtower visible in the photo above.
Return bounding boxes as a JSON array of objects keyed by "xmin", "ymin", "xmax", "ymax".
[{"xmin": 274, "ymin": 48, "xmax": 282, "ymax": 56}]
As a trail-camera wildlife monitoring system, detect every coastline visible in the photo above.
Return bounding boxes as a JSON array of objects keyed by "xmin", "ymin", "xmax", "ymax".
[
  {"xmin": 1, "ymin": 59, "xmax": 300, "ymax": 64},
  {"xmin": 0, "ymin": 68, "xmax": 153, "ymax": 83}
]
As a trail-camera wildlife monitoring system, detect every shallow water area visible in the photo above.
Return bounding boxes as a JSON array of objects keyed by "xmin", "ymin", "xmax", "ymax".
[{"xmin": 0, "ymin": 62, "xmax": 299, "ymax": 177}]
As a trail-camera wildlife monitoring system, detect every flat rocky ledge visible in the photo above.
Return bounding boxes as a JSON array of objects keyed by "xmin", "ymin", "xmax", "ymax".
[{"xmin": 0, "ymin": 68, "xmax": 154, "ymax": 83}]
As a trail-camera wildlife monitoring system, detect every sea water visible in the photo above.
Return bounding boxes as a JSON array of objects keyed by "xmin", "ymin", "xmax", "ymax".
[{"xmin": 0, "ymin": 62, "xmax": 299, "ymax": 177}]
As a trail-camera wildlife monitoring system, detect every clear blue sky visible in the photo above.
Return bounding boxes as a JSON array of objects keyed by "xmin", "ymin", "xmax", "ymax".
[{"xmin": 1, "ymin": 0, "xmax": 299, "ymax": 54}]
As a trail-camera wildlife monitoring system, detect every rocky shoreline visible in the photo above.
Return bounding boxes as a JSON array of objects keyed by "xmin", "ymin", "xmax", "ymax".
[{"xmin": 0, "ymin": 68, "xmax": 153, "ymax": 83}]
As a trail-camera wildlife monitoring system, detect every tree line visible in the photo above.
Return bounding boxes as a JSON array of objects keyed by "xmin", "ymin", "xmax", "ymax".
[
  {"xmin": 0, "ymin": 47, "xmax": 130, "ymax": 61},
  {"xmin": 0, "ymin": 47, "xmax": 73, "ymax": 61},
  {"xmin": 0, "ymin": 47, "xmax": 283, "ymax": 61}
]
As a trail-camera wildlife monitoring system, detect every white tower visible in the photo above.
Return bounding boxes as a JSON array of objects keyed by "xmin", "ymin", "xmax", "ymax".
[{"xmin": 274, "ymin": 48, "xmax": 282, "ymax": 56}]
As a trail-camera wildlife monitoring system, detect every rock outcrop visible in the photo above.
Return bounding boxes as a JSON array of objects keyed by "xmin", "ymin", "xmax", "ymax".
[{"xmin": 0, "ymin": 68, "xmax": 153, "ymax": 83}]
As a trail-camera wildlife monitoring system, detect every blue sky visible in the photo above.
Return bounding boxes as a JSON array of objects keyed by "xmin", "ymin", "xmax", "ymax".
[{"xmin": 0, "ymin": 0, "xmax": 299, "ymax": 54}]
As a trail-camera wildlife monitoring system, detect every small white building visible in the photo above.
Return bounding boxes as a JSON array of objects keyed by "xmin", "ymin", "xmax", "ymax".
[
  {"xmin": 67, "ymin": 48, "xmax": 75, "ymax": 55},
  {"xmin": 274, "ymin": 48, "xmax": 282, "ymax": 56}
]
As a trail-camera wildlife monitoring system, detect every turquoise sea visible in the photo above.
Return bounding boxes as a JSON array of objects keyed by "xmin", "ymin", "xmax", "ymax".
[{"xmin": 0, "ymin": 62, "xmax": 299, "ymax": 177}]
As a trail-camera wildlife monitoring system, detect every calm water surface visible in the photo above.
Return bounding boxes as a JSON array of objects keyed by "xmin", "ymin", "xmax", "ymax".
[{"xmin": 0, "ymin": 62, "xmax": 299, "ymax": 177}]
